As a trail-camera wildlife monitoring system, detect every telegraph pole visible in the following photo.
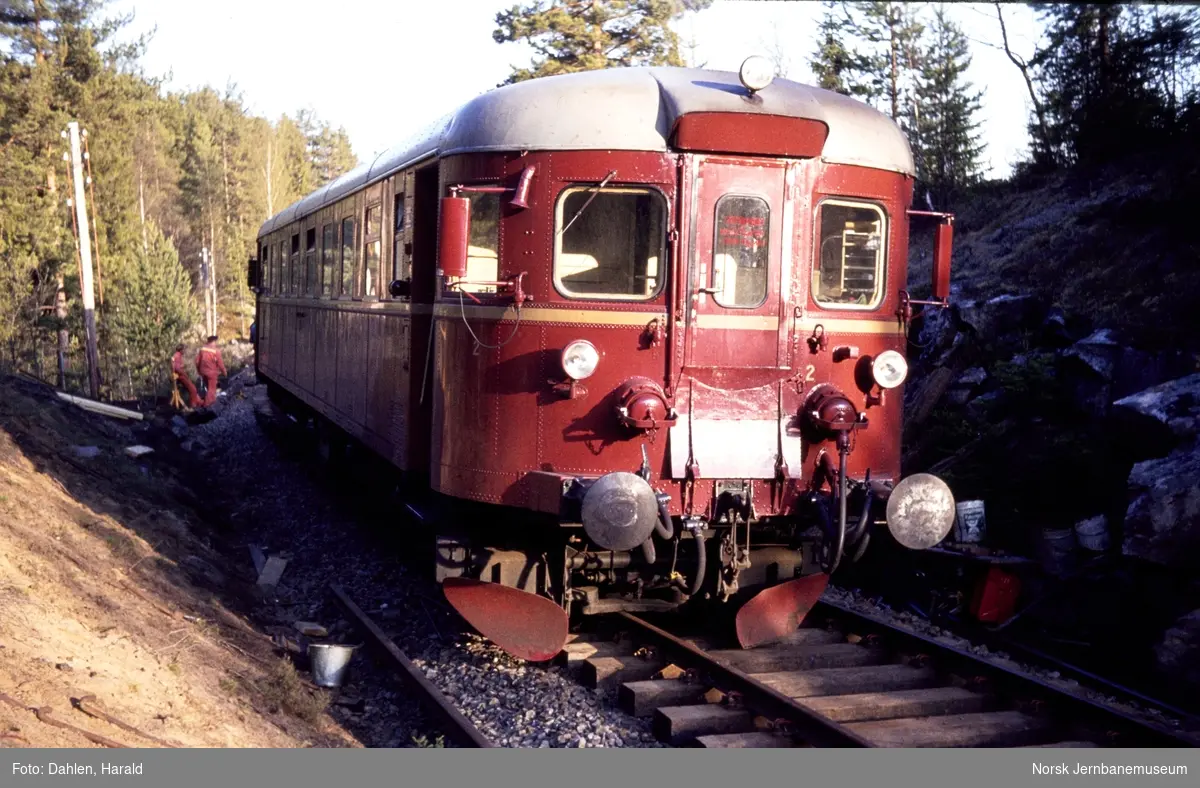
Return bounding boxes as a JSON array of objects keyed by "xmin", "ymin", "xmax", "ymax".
[{"xmin": 66, "ymin": 121, "xmax": 101, "ymax": 399}]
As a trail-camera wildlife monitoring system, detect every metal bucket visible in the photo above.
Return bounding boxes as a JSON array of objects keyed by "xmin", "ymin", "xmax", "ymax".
[
  {"xmin": 1074, "ymin": 516, "xmax": 1109, "ymax": 552},
  {"xmin": 1039, "ymin": 528, "xmax": 1077, "ymax": 576},
  {"xmin": 953, "ymin": 500, "xmax": 986, "ymax": 543},
  {"xmin": 308, "ymin": 644, "xmax": 356, "ymax": 688}
]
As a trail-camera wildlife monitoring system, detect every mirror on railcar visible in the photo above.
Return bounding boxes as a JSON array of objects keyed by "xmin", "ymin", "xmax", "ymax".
[
  {"xmin": 438, "ymin": 196, "xmax": 471, "ymax": 279},
  {"xmin": 932, "ymin": 218, "xmax": 953, "ymax": 302},
  {"xmin": 246, "ymin": 256, "xmax": 260, "ymax": 291}
]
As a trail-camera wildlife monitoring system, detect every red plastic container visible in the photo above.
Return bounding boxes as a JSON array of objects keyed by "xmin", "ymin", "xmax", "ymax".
[{"xmin": 970, "ymin": 566, "xmax": 1021, "ymax": 623}]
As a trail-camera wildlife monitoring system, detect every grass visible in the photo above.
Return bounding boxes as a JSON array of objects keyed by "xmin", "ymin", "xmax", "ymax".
[
  {"xmin": 410, "ymin": 732, "xmax": 446, "ymax": 748},
  {"xmin": 260, "ymin": 659, "xmax": 329, "ymax": 724}
]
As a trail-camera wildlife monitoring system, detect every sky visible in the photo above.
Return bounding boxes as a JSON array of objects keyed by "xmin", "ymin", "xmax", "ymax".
[{"xmin": 108, "ymin": 0, "xmax": 1044, "ymax": 180}]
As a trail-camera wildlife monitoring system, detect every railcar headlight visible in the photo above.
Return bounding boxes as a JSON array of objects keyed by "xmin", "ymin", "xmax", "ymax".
[
  {"xmin": 562, "ymin": 340, "xmax": 599, "ymax": 381},
  {"xmin": 872, "ymin": 350, "xmax": 908, "ymax": 389}
]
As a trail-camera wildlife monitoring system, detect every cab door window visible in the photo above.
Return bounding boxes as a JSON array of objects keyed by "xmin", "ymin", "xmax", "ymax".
[
  {"xmin": 712, "ymin": 195, "xmax": 770, "ymax": 308},
  {"xmin": 813, "ymin": 200, "xmax": 887, "ymax": 309}
]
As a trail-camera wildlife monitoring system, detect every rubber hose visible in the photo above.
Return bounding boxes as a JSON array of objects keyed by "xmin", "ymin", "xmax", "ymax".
[
  {"xmin": 654, "ymin": 496, "xmax": 675, "ymax": 540},
  {"xmin": 847, "ymin": 489, "xmax": 875, "ymax": 545},
  {"xmin": 640, "ymin": 537, "xmax": 657, "ymax": 566},
  {"xmin": 689, "ymin": 530, "xmax": 706, "ymax": 596}
]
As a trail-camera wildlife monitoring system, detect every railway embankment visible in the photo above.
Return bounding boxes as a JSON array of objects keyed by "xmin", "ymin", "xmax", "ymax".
[
  {"xmin": 894, "ymin": 148, "xmax": 1200, "ymax": 705},
  {"xmin": 0, "ymin": 372, "xmax": 661, "ymax": 748}
]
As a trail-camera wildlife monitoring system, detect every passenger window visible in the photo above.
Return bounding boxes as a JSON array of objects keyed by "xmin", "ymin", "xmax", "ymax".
[
  {"xmin": 393, "ymin": 193, "xmax": 408, "ymax": 282},
  {"xmin": 290, "ymin": 234, "xmax": 302, "ymax": 294},
  {"xmin": 278, "ymin": 241, "xmax": 287, "ymax": 294},
  {"xmin": 305, "ymin": 228, "xmax": 318, "ymax": 295},
  {"xmin": 450, "ymin": 192, "xmax": 500, "ymax": 295},
  {"xmin": 814, "ymin": 200, "xmax": 886, "ymax": 309},
  {"xmin": 553, "ymin": 186, "xmax": 666, "ymax": 300},
  {"xmin": 340, "ymin": 218, "xmax": 356, "ymax": 296},
  {"xmin": 363, "ymin": 204, "xmax": 381, "ymax": 298},
  {"xmin": 712, "ymin": 195, "xmax": 769, "ymax": 308},
  {"xmin": 321, "ymin": 224, "xmax": 336, "ymax": 296}
]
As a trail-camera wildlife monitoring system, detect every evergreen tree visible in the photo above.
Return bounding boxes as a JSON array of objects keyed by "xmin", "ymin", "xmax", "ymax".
[
  {"xmin": 810, "ymin": 0, "xmax": 877, "ymax": 101},
  {"xmin": 913, "ymin": 7, "xmax": 984, "ymax": 202},
  {"xmin": 1029, "ymin": 3, "xmax": 1199, "ymax": 167},
  {"xmin": 105, "ymin": 221, "xmax": 196, "ymax": 393},
  {"xmin": 843, "ymin": 1, "xmax": 925, "ymax": 122},
  {"xmin": 493, "ymin": 0, "xmax": 714, "ymax": 84}
]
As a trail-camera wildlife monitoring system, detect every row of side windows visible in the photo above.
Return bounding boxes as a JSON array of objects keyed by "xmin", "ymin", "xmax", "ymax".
[{"xmin": 260, "ymin": 217, "xmax": 360, "ymax": 298}]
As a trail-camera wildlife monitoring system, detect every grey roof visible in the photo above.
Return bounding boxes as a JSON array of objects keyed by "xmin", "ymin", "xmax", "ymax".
[{"xmin": 259, "ymin": 66, "xmax": 913, "ymax": 237}]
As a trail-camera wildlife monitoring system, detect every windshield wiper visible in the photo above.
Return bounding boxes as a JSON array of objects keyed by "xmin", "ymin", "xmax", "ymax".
[{"xmin": 558, "ymin": 170, "xmax": 618, "ymax": 237}]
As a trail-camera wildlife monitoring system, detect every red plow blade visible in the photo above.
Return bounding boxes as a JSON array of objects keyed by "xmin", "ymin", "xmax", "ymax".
[
  {"xmin": 442, "ymin": 577, "xmax": 569, "ymax": 662},
  {"xmin": 735, "ymin": 573, "xmax": 830, "ymax": 649}
]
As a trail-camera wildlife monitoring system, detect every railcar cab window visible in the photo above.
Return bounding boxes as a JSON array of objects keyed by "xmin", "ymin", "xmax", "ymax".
[
  {"xmin": 712, "ymin": 195, "xmax": 769, "ymax": 308},
  {"xmin": 450, "ymin": 192, "xmax": 500, "ymax": 295},
  {"xmin": 813, "ymin": 200, "xmax": 886, "ymax": 309},
  {"xmin": 340, "ymin": 217, "xmax": 356, "ymax": 297},
  {"xmin": 553, "ymin": 186, "xmax": 666, "ymax": 300}
]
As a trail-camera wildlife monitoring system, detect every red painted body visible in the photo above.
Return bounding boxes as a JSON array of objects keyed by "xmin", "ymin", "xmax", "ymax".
[{"xmin": 251, "ymin": 94, "xmax": 941, "ymax": 639}]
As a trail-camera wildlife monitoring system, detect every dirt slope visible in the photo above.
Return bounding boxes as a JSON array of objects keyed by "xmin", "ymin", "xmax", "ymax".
[{"xmin": 0, "ymin": 375, "xmax": 354, "ymax": 748}]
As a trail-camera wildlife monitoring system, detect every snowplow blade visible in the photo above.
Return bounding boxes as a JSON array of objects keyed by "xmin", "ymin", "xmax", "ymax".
[
  {"xmin": 442, "ymin": 577, "xmax": 569, "ymax": 662},
  {"xmin": 735, "ymin": 573, "xmax": 830, "ymax": 649}
]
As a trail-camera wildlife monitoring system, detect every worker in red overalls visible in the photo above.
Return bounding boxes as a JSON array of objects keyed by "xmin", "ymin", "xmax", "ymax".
[
  {"xmin": 171, "ymin": 343, "xmax": 201, "ymax": 408},
  {"xmin": 196, "ymin": 335, "xmax": 227, "ymax": 407}
]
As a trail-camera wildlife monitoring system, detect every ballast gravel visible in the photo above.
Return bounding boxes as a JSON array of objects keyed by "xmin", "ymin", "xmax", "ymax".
[{"xmin": 187, "ymin": 379, "xmax": 661, "ymax": 748}]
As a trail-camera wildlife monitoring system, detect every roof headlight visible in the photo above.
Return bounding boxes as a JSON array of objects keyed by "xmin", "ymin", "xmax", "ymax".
[
  {"xmin": 872, "ymin": 350, "xmax": 908, "ymax": 390},
  {"xmin": 562, "ymin": 340, "xmax": 599, "ymax": 381},
  {"xmin": 738, "ymin": 55, "xmax": 775, "ymax": 93}
]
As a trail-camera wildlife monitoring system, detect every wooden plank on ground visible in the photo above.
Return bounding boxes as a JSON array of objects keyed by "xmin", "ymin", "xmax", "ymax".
[
  {"xmin": 619, "ymin": 680, "xmax": 709, "ymax": 717},
  {"xmin": 752, "ymin": 665, "xmax": 939, "ymax": 698},
  {"xmin": 797, "ymin": 686, "xmax": 989, "ymax": 723},
  {"xmin": 846, "ymin": 710, "xmax": 1053, "ymax": 748},
  {"xmin": 760, "ymin": 628, "xmax": 844, "ymax": 648},
  {"xmin": 696, "ymin": 732, "xmax": 795, "ymax": 748},
  {"xmin": 709, "ymin": 644, "xmax": 886, "ymax": 673},
  {"xmin": 581, "ymin": 656, "xmax": 665, "ymax": 690},
  {"xmin": 653, "ymin": 705, "xmax": 755, "ymax": 746},
  {"xmin": 556, "ymin": 639, "xmax": 634, "ymax": 665}
]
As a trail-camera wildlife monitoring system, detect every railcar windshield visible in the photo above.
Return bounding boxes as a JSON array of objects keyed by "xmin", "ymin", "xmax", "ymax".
[
  {"xmin": 553, "ymin": 186, "xmax": 666, "ymax": 300},
  {"xmin": 813, "ymin": 200, "xmax": 887, "ymax": 309}
]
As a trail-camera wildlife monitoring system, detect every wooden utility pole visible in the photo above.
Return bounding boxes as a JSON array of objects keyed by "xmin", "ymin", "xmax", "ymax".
[{"xmin": 66, "ymin": 121, "xmax": 101, "ymax": 399}]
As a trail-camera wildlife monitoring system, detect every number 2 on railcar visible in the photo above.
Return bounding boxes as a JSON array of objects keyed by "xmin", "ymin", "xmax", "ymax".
[{"xmin": 247, "ymin": 57, "xmax": 960, "ymax": 660}]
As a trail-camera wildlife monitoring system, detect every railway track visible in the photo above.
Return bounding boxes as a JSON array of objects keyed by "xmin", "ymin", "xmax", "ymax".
[
  {"xmin": 562, "ymin": 599, "xmax": 1198, "ymax": 748},
  {"xmin": 330, "ymin": 585, "xmax": 494, "ymax": 748}
]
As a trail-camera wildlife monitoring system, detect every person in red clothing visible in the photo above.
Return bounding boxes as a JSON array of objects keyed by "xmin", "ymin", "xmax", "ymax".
[
  {"xmin": 196, "ymin": 335, "xmax": 227, "ymax": 407},
  {"xmin": 171, "ymin": 344, "xmax": 201, "ymax": 408}
]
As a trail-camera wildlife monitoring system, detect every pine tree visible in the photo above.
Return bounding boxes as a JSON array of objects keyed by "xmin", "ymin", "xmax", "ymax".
[
  {"xmin": 810, "ymin": 1, "xmax": 877, "ymax": 100},
  {"xmin": 845, "ymin": 2, "xmax": 925, "ymax": 122},
  {"xmin": 105, "ymin": 220, "xmax": 196, "ymax": 393},
  {"xmin": 493, "ymin": 0, "xmax": 714, "ymax": 85},
  {"xmin": 913, "ymin": 7, "xmax": 984, "ymax": 202}
]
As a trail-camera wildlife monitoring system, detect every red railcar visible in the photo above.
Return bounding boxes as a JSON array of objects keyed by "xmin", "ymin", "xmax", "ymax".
[{"xmin": 249, "ymin": 60, "xmax": 958, "ymax": 659}]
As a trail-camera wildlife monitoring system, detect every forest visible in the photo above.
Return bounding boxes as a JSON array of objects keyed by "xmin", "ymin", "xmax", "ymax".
[
  {"xmin": 0, "ymin": 0, "xmax": 356, "ymax": 398},
  {"xmin": 2, "ymin": 1, "xmax": 1198, "ymax": 401}
]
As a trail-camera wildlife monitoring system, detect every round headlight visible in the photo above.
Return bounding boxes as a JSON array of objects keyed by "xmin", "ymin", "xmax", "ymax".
[
  {"xmin": 562, "ymin": 340, "xmax": 599, "ymax": 381},
  {"xmin": 872, "ymin": 350, "xmax": 908, "ymax": 389},
  {"xmin": 739, "ymin": 55, "xmax": 775, "ymax": 93}
]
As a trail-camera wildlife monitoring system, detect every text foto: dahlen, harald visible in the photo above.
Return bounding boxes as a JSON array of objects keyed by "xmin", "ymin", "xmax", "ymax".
[
  {"xmin": 1033, "ymin": 762, "xmax": 1188, "ymax": 776},
  {"xmin": 12, "ymin": 762, "xmax": 144, "ymax": 775}
]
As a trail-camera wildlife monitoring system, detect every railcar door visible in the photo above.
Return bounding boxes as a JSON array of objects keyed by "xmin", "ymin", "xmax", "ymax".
[{"xmin": 683, "ymin": 155, "xmax": 797, "ymax": 387}]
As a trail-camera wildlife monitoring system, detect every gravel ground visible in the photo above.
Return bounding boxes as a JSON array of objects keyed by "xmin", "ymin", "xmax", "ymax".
[
  {"xmin": 821, "ymin": 584, "xmax": 1200, "ymax": 742},
  {"xmin": 183, "ymin": 376, "xmax": 661, "ymax": 748}
]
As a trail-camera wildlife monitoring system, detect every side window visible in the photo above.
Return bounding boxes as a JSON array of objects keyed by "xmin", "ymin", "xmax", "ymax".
[
  {"xmin": 290, "ymin": 233, "xmax": 301, "ymax": 295},
  {"xmin": 392, "ymin": 193, "xmax": 408, "ymax": 283},
  {"xmin": 813, "ymin": 200, "xmax": 887, "ymax": 309},
  {"xmin": 448, "ymin": 192, "xmax": 500, "ymax": 295},
  {"xmin": 321, "ymin": 224, "xmax": 336, "ymax": 296},
  {"xmin": 280, "ymin": 240, "xmax": 290, "ymax": 295},
  {"xmin": 553, "ymin": 186, "xmax": 666, "ymax": 300},
  {"xmin": 363, "ymin": 203, "xmax": 381, "ymax": 298},
  {"xmin": 340, "ymin": 217, "xmax": 356, "ymax": 297},
  {"xmin": 712, "ymin": 195, "xmax": 770, "ymax": 308},
  {"xmin": 305, "ymin": 228, "xmax": 318, "ymax": 296}
]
